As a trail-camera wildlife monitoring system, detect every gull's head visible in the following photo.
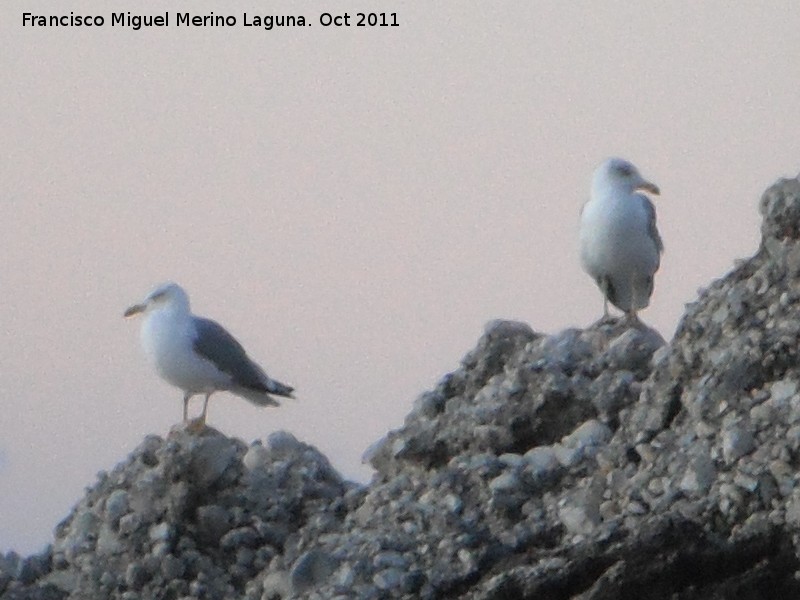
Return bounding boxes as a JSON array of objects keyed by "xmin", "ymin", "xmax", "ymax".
[
  {"xmin": 593, "ymin": 157, "xmax": 660, "ymax": 197},
  {"xmin": 124, "ymin": 282, "xmax": 190, "ymax": 318}
]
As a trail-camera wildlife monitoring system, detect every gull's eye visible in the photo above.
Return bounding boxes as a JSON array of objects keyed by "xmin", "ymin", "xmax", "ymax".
[{"xmin": 616, "ymin": 163, "xmax": 633, "ymax": 177}]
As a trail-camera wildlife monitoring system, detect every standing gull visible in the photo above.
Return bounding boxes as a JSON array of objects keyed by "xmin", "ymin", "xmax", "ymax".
[
  {"xmin": 124, "ymin": 282, "xmax": 294, "ymax": 425},
  {"xmin": 579, "ymin": 157, "xmax": 663, "ymax": 321}
]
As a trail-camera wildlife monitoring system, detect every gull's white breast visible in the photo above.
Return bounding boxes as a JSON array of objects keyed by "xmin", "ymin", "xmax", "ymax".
[
  {"xmin": 580, "ymin": 191, "xmax": 659, "ymax": 311},
  {"xmin": 140, "ymin": 309, "xmax": 231, "ymax": 394},
  {"xmin": 581, "ymin": 194, "xmax": 657, "ymax": 274}
]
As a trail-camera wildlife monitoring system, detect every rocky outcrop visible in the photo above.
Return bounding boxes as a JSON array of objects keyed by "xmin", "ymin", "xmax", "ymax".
[
  {"xmin": 1, "ymin": 430, "xmax": 352, "ymax": 599},
  {"xmin": 3, "ymin": 174, "xmax": 800, "ymax": 599}
]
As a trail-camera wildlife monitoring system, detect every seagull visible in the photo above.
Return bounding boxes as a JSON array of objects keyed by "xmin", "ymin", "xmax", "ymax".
[
  {"xmin": 579, "ymin": 157, "xmax": 663, "ymax": 322},
  {"xmin": 124, "ymin": 282, "xmax": 294, "ymax": 426}
]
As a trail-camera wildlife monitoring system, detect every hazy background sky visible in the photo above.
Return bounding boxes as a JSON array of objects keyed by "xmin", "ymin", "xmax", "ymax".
[{"xmin": 2, "ymin": 1, "xmax": 799, "ymax": 554}]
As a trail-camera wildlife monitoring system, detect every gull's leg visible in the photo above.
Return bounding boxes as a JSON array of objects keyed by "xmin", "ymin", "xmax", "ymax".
[
  {"xmin": 183, "ymin": 393, "xmax": 191, "ymax": 422},
  {"xmin": 186, "ymin": 393, "xmax": 210, "ymax": 433},
  {"xmin": 597, "ymin": 276, "xmax": 612, "ymax": 322},
  {"xmin": 200, "ymin": 394, "xmax": 211, "ymax": 426},
  {"xmin": 626, "ymin": 277, "xmax": 641, "ymax": 325},
  {"xmin": 601, "ymin": 277, "xmax": 610, "ymax": 317}
]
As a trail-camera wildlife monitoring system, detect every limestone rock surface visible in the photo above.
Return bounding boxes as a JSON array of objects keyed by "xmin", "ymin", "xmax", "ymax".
[{"xmin": 4, "ymin": 175, "xmax": 800, "ymax": 600}]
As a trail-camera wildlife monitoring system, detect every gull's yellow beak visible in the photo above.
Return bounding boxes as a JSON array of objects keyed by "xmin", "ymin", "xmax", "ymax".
[
  {"xmin": 637, "ymin": 180, "xmax": 660, "ymax": 196},
  {"xmin": 124, "ymin": 303, "xmax": 146, "ymax": 318}
]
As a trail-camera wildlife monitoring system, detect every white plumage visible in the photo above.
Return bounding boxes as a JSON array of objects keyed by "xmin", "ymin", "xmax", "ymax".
[
  {"xmin": 124, "ymin": 282, "xmax": 293, "ymax": 425},
  {"xmin": 580, "ymin": 158, "xmax": 663, "ymax": 321}
]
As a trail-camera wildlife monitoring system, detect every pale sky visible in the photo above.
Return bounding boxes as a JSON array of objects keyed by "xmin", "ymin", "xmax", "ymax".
[{"xmin": 2, "ymin": 1, "xmax": 799, "ymax": 554}]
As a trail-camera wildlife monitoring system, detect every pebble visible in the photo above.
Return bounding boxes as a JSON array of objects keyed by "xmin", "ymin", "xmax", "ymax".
[
  {"xmin": 290, "ymin": 550, "xmax": 338, "ymax": 593},
  {"xmin": 722, "ymin": 426, "xmax": 755, "ymax": 462},
  {"xmin": 489, "ymin": 472, "xmax": 520, "ymax": 494},
  {"xmin": 679, "ymin": 454, "xmax": 716, "ymax": 496},
  {"xmin": 562, "ymin": 419, "xmax": 612, "ymax": 450},
  {"xmin": 373, "ymin": 568, "xmax": 403, "ymax": 590},
  {"xmin": 105, "ymin": 490, "xmax": 130, "ymax": 526}
]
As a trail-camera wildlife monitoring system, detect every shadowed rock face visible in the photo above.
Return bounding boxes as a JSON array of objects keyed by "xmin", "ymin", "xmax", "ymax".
[{"xmin": 3, "ymin": 174, "xmax": 800, "ymax": 600}]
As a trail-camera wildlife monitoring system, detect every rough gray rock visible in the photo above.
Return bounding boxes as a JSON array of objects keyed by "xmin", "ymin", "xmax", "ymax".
[
  {"xmin": 4, "ymin": 174, "xmax": 800, "ymax": 600},
  {"xmin": 2, "ymin": 429, "xmax": 348, "ymax": 600}
]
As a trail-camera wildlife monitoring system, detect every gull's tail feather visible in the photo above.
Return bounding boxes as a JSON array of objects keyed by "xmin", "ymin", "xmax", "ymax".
[
  {"xmin": 236, "ymin": 387, "xmax": 282, "ymax": 407},
  {"xmin": 266, "ymin": 378, "xmax": 295, "ymax": 399},
  {"xmin": 234, "ymin": 377, "xmax": 294, "ymax": 407}
]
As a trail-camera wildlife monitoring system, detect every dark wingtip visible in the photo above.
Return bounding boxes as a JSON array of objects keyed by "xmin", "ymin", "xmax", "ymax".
[{"xmin": 268, "ymin": 380, "xmax": 295, "ymax": 399}]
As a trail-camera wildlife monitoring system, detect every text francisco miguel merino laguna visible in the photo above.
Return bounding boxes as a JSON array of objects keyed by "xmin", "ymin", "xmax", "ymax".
[{"xmin": 22, "ymin": 11, "xmax": 400, "ymax": 29}]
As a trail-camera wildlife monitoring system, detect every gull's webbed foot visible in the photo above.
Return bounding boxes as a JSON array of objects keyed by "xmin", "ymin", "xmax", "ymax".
[{"xmin": 185, "ymin": 416, "xmax": 208, "ymax": 434}]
